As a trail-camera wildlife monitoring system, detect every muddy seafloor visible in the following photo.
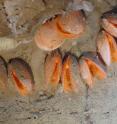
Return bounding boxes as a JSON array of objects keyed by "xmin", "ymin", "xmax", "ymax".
[{"xmin": 0, "ymin": 0, "xmax": 117, "ymax": 124}]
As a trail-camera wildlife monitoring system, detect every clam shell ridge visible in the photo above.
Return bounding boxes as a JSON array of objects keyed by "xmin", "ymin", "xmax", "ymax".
[{"xmin": 8, "ymin": 58, "xmax": 35, "ymax": 96}]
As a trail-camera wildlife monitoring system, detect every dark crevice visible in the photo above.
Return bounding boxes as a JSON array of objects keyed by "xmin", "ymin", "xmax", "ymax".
[{"xmin": 84, "ymin": 86, "xmax": 93, "ymax": 124}]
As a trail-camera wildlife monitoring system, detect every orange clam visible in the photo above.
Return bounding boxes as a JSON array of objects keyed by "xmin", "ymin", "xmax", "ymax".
[
  {"xmin": 101, "ymin": 9, "xmax": 117, "ymax": 37},
  {"xmin": 0, "ymin": 57, "xmax": 8, "ymax": 93},
  {"xmin": 56, "ymin": 10, "xmax": 86, "ymax": 39},
  {"xmin": 44, "ymin": 50, "xmax": 62, "ymax": 93},
  {"xmin": 79, "ymin": 58, "xmax": 93, "ymax": 88},
  {"xmin": 97, "ymin": 30, "xmax": 117, "ymax": 65},
  {"xmin": 81, "ymin": 52, "xmax": 107, "ymax": 80},
  {"xmin": 96, "ymin": 30, "xmax": 111, "ymax": 66},
  {"xmin": 8, "ymin": 58, "xmax": 35, "ymax": 96},
  {"xmin": 34, "ymin": 18, "xmax": 65, "ymax": 51},
  {"xmin": 62, "ymin": 54, "xmax": 83, "ymax": 93}
]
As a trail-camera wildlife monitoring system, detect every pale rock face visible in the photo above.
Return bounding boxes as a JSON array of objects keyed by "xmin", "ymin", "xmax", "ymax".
[{"xmin": 66, "ymin": 0, "xmax": 94, "ymax": 12}]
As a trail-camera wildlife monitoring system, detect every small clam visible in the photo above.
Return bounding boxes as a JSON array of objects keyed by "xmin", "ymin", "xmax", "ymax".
[
  {"xmin": 101, "ymin": 8, "xmax": 117, "ymax": 37},
  {"xmin": 8, "ymin": 58, "xmax": 35, "ymax": 96},
  {"xmin": 34, "ymin": 18, "xmax": 65, "ymax": 51},
  {"xmin": 62, "ymin": 54, "xmax": 84, "ymax": 93},
  {"xmin": 81, "ymin": 52, "xmax": 107, "ymax": 80},
  {"xmin": 0, "ymin": 57, "xmax": 8, "ymax": 93},
  {"xmin": 56, "ymin": 10, "xmax": 86, "ymax": 39},
  {"xmin": 79, "ymin": 58, "xmax": 93, "ymax": 88},
  {"xmin": 96, "ymin": 30, "xmax": 111, "ymax": 66},
  {"xmin": 44, "ymin": 50, "xmax": 62, "ymax": 93}
]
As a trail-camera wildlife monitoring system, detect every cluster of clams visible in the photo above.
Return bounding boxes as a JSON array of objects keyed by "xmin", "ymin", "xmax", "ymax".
[
  {"xmin": 0, "ymin": 6, "xmax": 117, "ymax": 97},
  {"xmin": 0, "ymin": 57, "xmax": 35, "ymax": 96},
  {"xmin": 37, "ymin": 8, "xmax": 117, "ymax": 93}
]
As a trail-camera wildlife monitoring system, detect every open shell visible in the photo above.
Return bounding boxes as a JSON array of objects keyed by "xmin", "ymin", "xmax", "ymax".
[
  {"xmin": 8, "ymin": 58, "xmax": 35, "ymax": 96},
  {"xmin": 44, "ymin": 50, "xmax": 62, "ymax": 93}
]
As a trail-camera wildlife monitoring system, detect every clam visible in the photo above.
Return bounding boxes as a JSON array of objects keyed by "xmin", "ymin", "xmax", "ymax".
[
  {"xmin": 56, "ymin": 10, "xmax": 86, "ymax": 39},
  {"xmin": 34, "ymin": 18, "xmax": 65, "ymax": 51},
  {"xmin": 62, "ymin": 54, "xmax": 84, "ymax": 93},
  {"xmin": 0, "ymin": 57, "xmax": 8, "ymax": 93},
  {"xmin": 8, "ymin": 58, "xmax": 35, "ymax": 96},
  {"xmin": 97, "ymin": 30, "xmax": 117, "ymax": 65},
  {"xmin": 96, "ymin": 30, "xmax": 111, "ymax": 66},
  {"xmin": 101, "ymin": 8, "xmax": 117, "ymax": 37},
  {"xmin": 105, "ymin": 31, "xmax": 117, "ymax": 62},
  {"xmin": 81, "ymin": 52, "xmax": 107, "ymax": 80},
  {"xmin": 79, "ymin": 58, "xmax": 93, "ymax": 88},
  {"xmin": 44, "ymin": 50, "xmax": 62, "ymax": 93}
]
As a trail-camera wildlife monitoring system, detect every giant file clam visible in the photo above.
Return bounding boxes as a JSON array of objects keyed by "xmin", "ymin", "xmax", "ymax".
[{"xmin": 8, "ymin": 58, "xmax": 35, "ymax": 96}]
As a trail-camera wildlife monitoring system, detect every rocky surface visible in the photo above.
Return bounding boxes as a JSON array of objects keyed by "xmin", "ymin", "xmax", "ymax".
[{"xmin": 0, "ymin": 0, "xmax": 117, "ymax": 124}]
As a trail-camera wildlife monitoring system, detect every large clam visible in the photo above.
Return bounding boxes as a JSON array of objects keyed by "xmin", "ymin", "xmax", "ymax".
[
  {"xmin": 34, "ymin": 10, "xmax": 86, "ymax": 51},
  {"xmin": 0, "ymin": 56, "xmax": 8, "ymax": 93},
  {"xmin": 8, "ymin": 58, "xmax": 35, "ymax": 96},
  {"xmin": 101, "ymin": 8, "xmax": 117, "ymax": 38},
  {"xmin": 62, "ymin": 54, "xmax": 84, "ymax": 93},
  {"xmin": 44, "ymin": 50, "xmax": 62, "ymax": 93}
]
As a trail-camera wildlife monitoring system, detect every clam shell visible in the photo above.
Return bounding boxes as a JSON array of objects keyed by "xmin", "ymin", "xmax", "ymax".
[
  {"xmin": 96, "ymin": 30, "xmax": 111, "ymax": 66},
  {"xmin": 44, "ymin": 50, "xmax": 62, "ymax": 93},
  {"xmin": 34, "ymin": 18, "xmax": 65, "ymax": 51},
  {"xmin": 56, "ymin": 10, "xmax": 86, "ymax": 39},
  {"xmin": 0, "ymin": 57, "xmax": 8, "ymax": 93},
  {"xmin": 105, "ymin": 31, "xmax": 117, "ymax": 62},
  {"xmin": 81, "ymin": 52, "xmax": 107, "ymax": 80},
  {"xmin": 8, "ymin": 58, "xmax": 35, "ymax": 96},
  {"xmin": 62, "ymin": 54, "xmax": 84, "ymax": 93},
  {"xmin": 79, "ymin": 58, "xmax": 93, "ymax": 88},
  {"xmin": 101, "ymin": 9, "xmax": 117, "ymax": 37}
]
